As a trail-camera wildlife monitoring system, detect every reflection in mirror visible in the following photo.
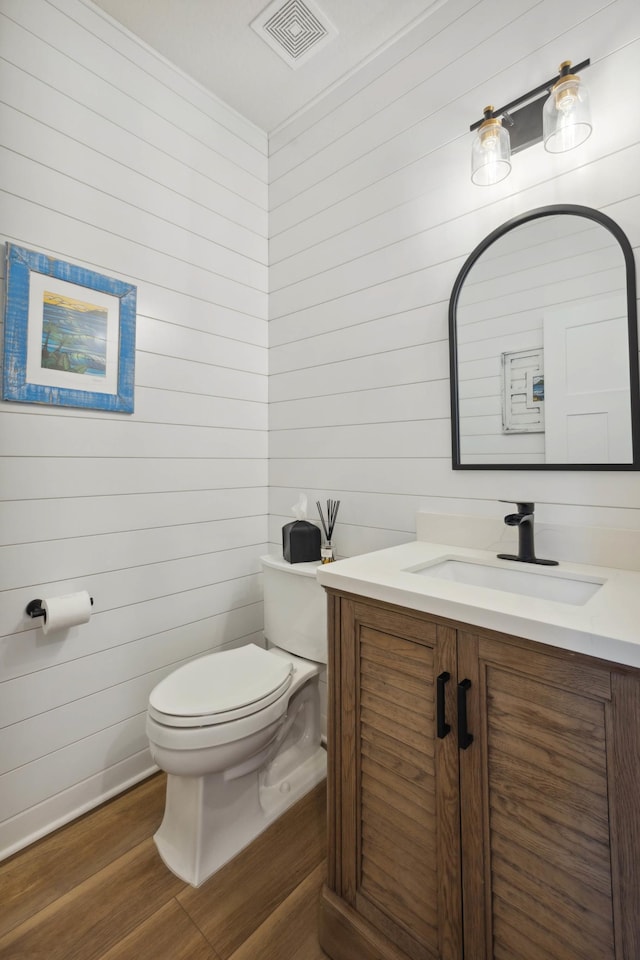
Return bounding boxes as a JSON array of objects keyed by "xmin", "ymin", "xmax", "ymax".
[{"xmin": 449, "ymin": 206, "xmax": 639, "ymax": 469}]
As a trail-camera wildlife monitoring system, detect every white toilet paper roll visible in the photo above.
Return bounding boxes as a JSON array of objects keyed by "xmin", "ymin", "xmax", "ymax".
[{"xmin": 42, "ymin": 591, "xmax": 93, "ymax": 634}]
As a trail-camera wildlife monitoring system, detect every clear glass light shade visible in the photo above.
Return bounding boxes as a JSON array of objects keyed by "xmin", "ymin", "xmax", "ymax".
[
  {"xmin": 471, "ymin": 119, "xmax": 511, "ymax": 186},
  {"xmin": 543, "ymin": 76, "xmax": 592, "ymax": 153}
]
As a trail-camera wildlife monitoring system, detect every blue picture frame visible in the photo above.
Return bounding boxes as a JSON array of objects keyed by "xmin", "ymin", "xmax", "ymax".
[{"xmin": 3, "ymin": 244, "xmax": 136, "ymax": 413}]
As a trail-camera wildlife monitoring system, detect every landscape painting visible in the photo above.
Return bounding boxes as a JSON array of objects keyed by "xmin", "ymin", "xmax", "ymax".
[{"xmin": 41, "ymin": 290, "xmax": 108, "ymax": 377}]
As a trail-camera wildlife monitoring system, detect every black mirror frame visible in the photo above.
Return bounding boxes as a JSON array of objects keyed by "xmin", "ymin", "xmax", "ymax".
[{"xmin": 449, "ymin": 204, "xmax": 640, "ymax": 470}]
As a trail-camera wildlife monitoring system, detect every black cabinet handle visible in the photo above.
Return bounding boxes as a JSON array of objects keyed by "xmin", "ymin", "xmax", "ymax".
[
  {"xmin": 457, "ymin": 678, "xmax": 473, "ymax": 750},
  {"xmin": 436, "ymin": 672, "xmax": 451, "ymax": 739}
]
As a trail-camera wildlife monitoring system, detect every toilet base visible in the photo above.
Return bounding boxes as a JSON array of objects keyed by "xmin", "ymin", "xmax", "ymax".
[{"xmin": 153, "ymin": 745, "xmax": 326, "ymax": 887}]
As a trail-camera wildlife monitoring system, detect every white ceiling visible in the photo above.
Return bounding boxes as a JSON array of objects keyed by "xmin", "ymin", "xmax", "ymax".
[{"xmin": 92, "ymin": 0, "xmax": 444, "ymax": 133}]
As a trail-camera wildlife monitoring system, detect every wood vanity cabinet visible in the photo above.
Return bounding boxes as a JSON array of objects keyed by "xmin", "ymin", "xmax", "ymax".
[{"xmin": 318, "ymin": 592, "xmax": 640, "ymax": 960}]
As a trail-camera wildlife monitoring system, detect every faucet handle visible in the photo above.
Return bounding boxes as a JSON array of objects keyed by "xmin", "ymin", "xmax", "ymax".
[{"xmin": 499, "ymin": 500, "xmax": 534, "ymax": 514}]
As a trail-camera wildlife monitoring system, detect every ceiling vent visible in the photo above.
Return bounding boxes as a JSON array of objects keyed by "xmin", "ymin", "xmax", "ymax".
[{"xmin": 251, "ymin": 0, "xmax": 337, "ymax": 69}]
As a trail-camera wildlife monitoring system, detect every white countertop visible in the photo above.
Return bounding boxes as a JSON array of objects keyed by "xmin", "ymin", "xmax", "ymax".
[{"xmin": 316, "ymin": 541, "xmax": 640, "ymax": 670}]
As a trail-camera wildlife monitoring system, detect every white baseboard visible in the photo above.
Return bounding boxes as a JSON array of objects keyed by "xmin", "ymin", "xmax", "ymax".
[{"xmin": 0, "ymin": 750, "xmax": 158, "ymax": 862}]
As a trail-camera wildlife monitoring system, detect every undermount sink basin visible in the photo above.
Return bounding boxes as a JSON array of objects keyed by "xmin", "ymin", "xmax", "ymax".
[{"xmin": 410, "ymin": 558, "xmax": 604, "ymax": 606}]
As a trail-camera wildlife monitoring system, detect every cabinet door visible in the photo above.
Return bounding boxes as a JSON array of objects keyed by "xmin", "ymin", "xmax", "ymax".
[
  {"xmin": 332, "ymin": 598, "xmax": 462, "ymax": 960},
  {"xmin": 458, "ymin": 631, "xmax": 640, "ymax": 960}
]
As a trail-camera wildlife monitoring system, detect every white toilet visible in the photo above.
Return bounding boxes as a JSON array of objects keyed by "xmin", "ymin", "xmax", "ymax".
[{"xmin": 145, "ymin": 554, "xmax": 327, "ymax": 887}]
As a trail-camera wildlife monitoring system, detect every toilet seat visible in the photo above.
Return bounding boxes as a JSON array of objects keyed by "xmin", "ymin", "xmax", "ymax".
[{"xmin": 148, "ymin": 644, "xmax": 293, "ymax": 728}]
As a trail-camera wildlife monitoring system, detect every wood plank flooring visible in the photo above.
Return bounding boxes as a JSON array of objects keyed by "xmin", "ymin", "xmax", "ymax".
[{"xmin": 0, "ymin": 774, "xmax": 329, "ymax": 960}]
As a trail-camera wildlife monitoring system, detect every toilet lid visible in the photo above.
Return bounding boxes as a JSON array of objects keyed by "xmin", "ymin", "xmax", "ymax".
[{"xmin": 148, "ymin": 644, "xmax": 293, "ymax": 727}]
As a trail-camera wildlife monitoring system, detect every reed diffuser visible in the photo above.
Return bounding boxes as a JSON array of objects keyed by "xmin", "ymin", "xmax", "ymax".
[{"xmin": 316, "ymin": 499, "xmax": 340, "ymax": 563}]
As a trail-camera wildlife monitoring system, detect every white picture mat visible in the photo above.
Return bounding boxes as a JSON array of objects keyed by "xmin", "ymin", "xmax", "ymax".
[{"xmin": 27, "ymin": 273, "xmax": 120, "ymax": 395}]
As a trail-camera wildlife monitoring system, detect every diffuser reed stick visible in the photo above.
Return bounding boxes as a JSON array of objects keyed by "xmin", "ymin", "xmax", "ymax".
[{"xmin": 316, "ymin": 499, "xmax": 340, "ymax": 562}]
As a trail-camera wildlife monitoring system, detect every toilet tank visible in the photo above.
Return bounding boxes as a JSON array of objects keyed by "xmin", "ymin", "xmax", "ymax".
[{"xmin": 261, "ymin": 555, "xmax": 327, "ymax": 664}]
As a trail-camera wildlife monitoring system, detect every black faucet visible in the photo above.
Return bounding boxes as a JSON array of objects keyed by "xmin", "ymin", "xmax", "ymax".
[{"xmin": 497, "ymin": 501, "xmax": 558, "ymax": 566}]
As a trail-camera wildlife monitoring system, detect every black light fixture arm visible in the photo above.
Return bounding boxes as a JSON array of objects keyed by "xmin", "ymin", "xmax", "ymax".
[{"xmin": 469, "ymin": 58, "xmax": 591, "ymax": 131}]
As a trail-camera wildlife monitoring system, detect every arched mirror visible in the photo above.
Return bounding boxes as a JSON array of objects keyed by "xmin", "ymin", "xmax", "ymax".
[{"xmin": 449, "ymin": 205, "xmax": 639, "ymax": 469}]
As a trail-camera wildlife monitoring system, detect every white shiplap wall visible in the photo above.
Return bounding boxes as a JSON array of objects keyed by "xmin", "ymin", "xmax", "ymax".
[
  {"xmin": 2, "ymin": 0, "xmax": 640, "ymax": 862},
  {"xmin": 0, "ymin": 0, "xmax": 268, "ymax": 857},
  {"xmin": 268, "ymin": 0, "xmax": 640, "ymax": 555}
]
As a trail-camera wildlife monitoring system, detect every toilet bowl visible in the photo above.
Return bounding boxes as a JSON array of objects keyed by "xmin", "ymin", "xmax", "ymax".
[{"xmin": 146, "ymin": 555, "xmax": 327, "ymax": 887}]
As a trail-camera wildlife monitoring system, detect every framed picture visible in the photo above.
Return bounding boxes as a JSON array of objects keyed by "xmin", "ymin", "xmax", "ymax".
[
  {"xmin": 3, "ymin": 244, "xmax": 136, "ymax": 412},
  {"xmin": 501, "ymin": 347, "xmax": 545, "ymax": 434}
]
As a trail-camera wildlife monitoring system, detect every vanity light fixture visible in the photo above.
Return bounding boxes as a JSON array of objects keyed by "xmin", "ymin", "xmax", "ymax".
[
  {"xmin": 471, "ymin": 106, "xmax": 512, "ymax": 186},
  {"xmin": 470, "ymin": 58, "xmax": 592, "ymax": 185},
  {"xmin": 543, "ymin": 61, "xmax": 592, "ymax": 152}
]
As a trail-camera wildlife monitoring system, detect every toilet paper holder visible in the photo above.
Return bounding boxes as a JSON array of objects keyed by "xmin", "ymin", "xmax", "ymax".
[{"xmin": 26, "ymin": 597, "xmax": 94, "ymax": 619}]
